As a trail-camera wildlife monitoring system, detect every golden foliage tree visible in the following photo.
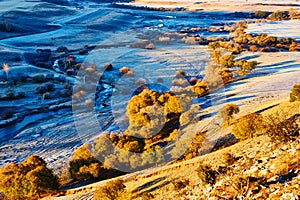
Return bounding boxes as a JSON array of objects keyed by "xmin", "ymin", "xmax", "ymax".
[
  {"xmin": 0, "ymin": 155, "xmax": 59, "ymax": 199},
  {"xmin": 290, "ymin": 83, "xmax": 300, "ymax": 102},
  {"xmin": 219, "ymin": 104, "xmax": 240, "ymax": 127},
  {"xmin": 232, "ymin": 113, "xmax": 264, "ymax": 139},
  {"xmin": 69, "ymin": 143, "xmax": 104, "ymax": 181}
]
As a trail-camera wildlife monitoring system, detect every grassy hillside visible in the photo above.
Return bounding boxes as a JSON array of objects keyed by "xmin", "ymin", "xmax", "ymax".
[{"xmin": 44, "ymin": 100, "xmax": 300, "ymax": 200}]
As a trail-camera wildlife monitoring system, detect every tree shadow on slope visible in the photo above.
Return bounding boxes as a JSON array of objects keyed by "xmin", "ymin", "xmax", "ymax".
[{"xmin": 131, "ymin": 176, "xmax": 169, "ymax": 194}]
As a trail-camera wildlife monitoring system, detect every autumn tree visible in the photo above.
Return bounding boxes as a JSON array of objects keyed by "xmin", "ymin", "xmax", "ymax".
[
  {"xmin": 232, "ymin": 113, "xmax": 264, "ymax": 139},
  {"xmin": 94, "ymin": 134, "xmax": 115, "ymax": 162},
  {"xmin": 218, "ymin": 104, "xmax": 240, "ymax": 126},
  {"xmin": 290, "ymin": 83, "xmax": 300, "ymax": 102},
  {"xmin": 69, "ymin": 143, "xmax": 104, "ymax": 181},
  {"xmin": 0, "ymin": 155, "xmax": 59, "ymax": 199},
  {"xmin": 126, "ymin": 89, "xmax": 190, "ymax": 139}
]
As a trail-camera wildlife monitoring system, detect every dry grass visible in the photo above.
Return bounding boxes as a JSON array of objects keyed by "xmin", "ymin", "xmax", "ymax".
[{"xmin": 43, "ymin": 100, "xmax": 300, "ymax": 200}]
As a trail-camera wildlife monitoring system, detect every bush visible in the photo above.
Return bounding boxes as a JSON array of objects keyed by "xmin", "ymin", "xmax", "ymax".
[
  {"xmin": 192, "ymin": 80, "xmax": 209, "ymax": 97},
  {"xmin": 234, "ymin": 60, "xmax": 258, "ymax": 72},
  {"xmin": 268, "ymin": 11, "xmax": 289, "ymax": 21},
  {"xmin": 229, "ymin": 175, "xmax": 266, "ymax": 198},
  {"xmin": 139, "ymin": 192, "xmax": 154, "ymax": 199},
  {"xmin": 1, "ymin": 109, "xmax": 14, "ymax": 120},
  {"xmin": 249, "ymin": 45, "xmax": 258, "ymax": 52},
  {"xmin": 119, "ymin": 67, "xmax": 131, "ymax": 74},
  {"xmin": 289, "ymin": 9, "xmax": 300, "ymax": 19},
  {"xmin": 94, "ymin": 179, "xmax": 125, "ymax": 200},
  {"xmin": 220, "ymin": 54, "xmax": 235, "ymax": 68},
  {"xmin": 0, "ymin": 155, "xmax": 59, "ymax": 199},
  {"xmin": 254, "ymin": 10, "xmax": 269, "ymax": 18},
  {"xmin": 35, "ymin": 85, "xmax": 47, "ymax": 94},
  {"xmin": 222, "ymin": 152, "xmax": 236, "ymax": 166},
  {"xmin": 17, "ymin": 92, "xmax": 25, "ymax": 98},
  {"xmin": 60, "ymin": 89, "xmax": 71, "ymax": 98},
  {"xmin": 290, "ymin": 83, "xmax": 300, "ymax": 102},
  {"xmin": 232, "ymin": 113, "xmax": 264, "ymax": 139},
  {"xmin": 45, "ymin": 82, "xmax": 54, "ymax": 91},
  {"xmin": 196, "ymin": 164, "xmax": 217, "ymax": 185},
  {"xmin": 43, "ymin": 92, "xmax": 51, "ymax": 99},
  {"xmin": 218, "ymin": 68, "xmax": 234, "ymax": 84},
  {"xmin": 32, "ymin": 74, "xmax": 46, "ymax": 83},
  {"xmin": 176, "ymin": 70, "xmax": 187, "ymax": 78},
  {"xmin": 265, "ymin": 111, "xmax": 299, "ymax": 142},
  {"xmin": 171, "ymin": 178, "xmax": 189, "ymax": 190},
  {"xmin": 5, "ymin": 89, "xmax": 14, "ymax": 99}
]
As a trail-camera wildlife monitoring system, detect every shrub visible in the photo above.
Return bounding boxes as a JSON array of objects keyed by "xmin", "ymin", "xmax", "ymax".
[
  {"xmin": 123, "ymin": 140, "xmax": 144, "ymax": 153},
  {"xmin": 43, "ymin": 92, "xmax": 51, "ymax": 99},
  {"xmin": 5, "ymin": 89, "xmax": 14, "ymax": 99},
  {"xmin": 94, "ymin": 135, "xmax": 115, "ymax": 162},
  {"xmin": 139, "ymin": 192, "xmax": 154, "ymax": 199},
  {"xmin": 230, "ymin": 175, "xmax": 266, "ymax": 198},
  {"xmin": 94, "ymin": 179, "xmax": 125, "ymax": 200},
  {"xmin": 60, "ymin": 89, "xmax": 71, "ymax": 98},
  {"xmin": 208, "ymin": 42, "xmax": 221, "ymax": 50},
  {"xmin": 45, "ymin": 82, "xmax": 54, "ymax": 91},
  {"xmin": 119, "ymin": 67, "xmax": 133, "ymax": 75},
  {"xmin": 218, "ymin": 68, "xmax": 234, "ymax": 84},
  {"xmin": 220, "ymin": 54, "xmax": 235, "ymax": 68},
  {"xmin": 254, "ymin": 10, "xmax": 269, "ymax": 18},
  {"xmin": 17, "ymin": 92, "xmax": 25, "ymax": 98},
  {"xmin": 171, "ymin": 178, "xmax": 189, "ymax": 190},
  {"xmin": 264, "ymin": 111, "xmax": 299, "ymax": 142},
  {"xmin": 234, "ymin": 60, "xmax": 258, "ymax": 72},
  {"xmin": 196, "ymin": 164, "xmax": 217, "ymax": 185},
  {"xmin": 126, "ymin": 90, "xmax": 183, "ymax": 128},
  {"xmin": 210, "ymin": 48, "xmax": 222, "ymax": 64},
  {"xmin": 290, "ymin": 83, "xmax": 300, "ymax": 102},
  {"xmin": 222, "ymin": 152, "xmax": 236, "ymax": 167},
  {"xmin": 179, "ymin": 105, "xmax": 200, "ymax": 126},
  {"xmin": 268, "ymin": 11, "xmax": 289, "ymax": 21},
  {"xmin": 141, "ymin": 147, "xmax": 164, "ymax": 167},
  {"xmin": 249, "ymin": 45, "xmax": 258, "ymax": 52},
  {"xmin": 175, "ymin": 69, "xmax": 187, "ymax": 78},
  {"xmin": 192, "ymin": 80, "xmax": 209, "ymax": 97},
  {"xmin": 0, "ymin": 155, "xmax": 59, "ymax": 199},
  {"xmin": 184, "ymin": 36, "xmax": 197, "ymax": 45},
  {"xmin": 289, "ymin": 9, "xmax": 300, "ymax": 19},
  {"xmin": 232, "ymin": 113, "xmax": 264, "ymax": 139},
  {"xmin": 32, "ymin": 74, "xmax": 46, "ymax": 83},
  {"xmin": 1, "ymin": 109, "xmax": 14, "ymax": 120},
  {"xmin": 35, "ymin": 85, "xmax": 47, "ymax": 94},
  {"xmin": 183, "ymin": 132, "xmax": 206, "ymax": 159},
  {"xmin": 157, "ymin": 77, "xmax": 163, "ymax": 83}
]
